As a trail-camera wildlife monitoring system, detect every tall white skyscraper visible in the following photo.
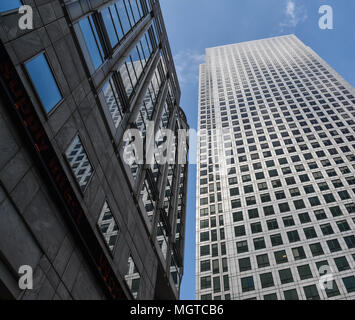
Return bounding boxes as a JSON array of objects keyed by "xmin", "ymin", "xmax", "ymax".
[{"xmin": 196, "ymin": 35, "xmax": 355, "ymax": 300}]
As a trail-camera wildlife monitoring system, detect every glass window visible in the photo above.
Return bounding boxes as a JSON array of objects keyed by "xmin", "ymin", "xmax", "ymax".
[
  {"xmin": 236, "ymin": 240, "xmax": 248, "ymax": 253},
  {"xmin": 310, "ymin": 242, "xmax": 324, "ymax": 256},
  {"xmin": 260, "ymin": 272, "xmax": 274, "ymax": 288},
  {"xmin": 241, "ymin": 276, "xmax": 255, "ymax": 292},
  {"xmin": 292, "ymin": 246, "xmax": 306, "ymax": 260},
  {"xmin": 239, "ymin": 257, "xmax": 251, "ymax": 272},
  {"xmin": 0, "ymin": 0, "xmax": 22, "ymax": 12},
  {"xmin": 274, "ymin": 250, "xmax": 288, "ymax": 264},
  {"xmin": 65, "ymin": 135, "xmax": 93, "ymax": 192},
  {"xmin": 253, "ymin": 237, "xmax": 266, "ymax": 250},
  {"xmin": 270, "ymin": 234, "xmax": 283, "ymax": 247},
  {"xmin": 97, "ymin": 201, "xmax": 119, "ymax": 252},
  {"xmin": 303, "ymin": 285, "xmax": 320, "ymax": 300},
  {"xmin": 79, "ymin": 15, "xmax": 105, "ymax": 70},
  {"xmin": 342, "ymin": 276, "xmax": 355, "ymax": 293},
  {"xmin": 327, "ymin": 239, "xmax": 341, "ymax": 252},
  {"xmin": 256, "ymin": 254, "xmax": 270, "ymax": 268},
  {"xmin": 200, "ymin": 276, "xmax": 211, "ymax": 289},
  {"xmin": 325, "ymin": 281, "xmax": 340, "ymax": 298},
  {"xmin": 283, "ymin": 289, "xmax": 298, "ymax": 300},
  {"xmin": 297, "ymin": 265, "xmax": 313, "ymax": 280},
  {"xmin": 119, "ymin": 27, "xmax": 155, "ymax": 98},
  {"xmin": 125, "ymin": 256, "xmax": 141, "ymax": 299},
  {"xmin": 279, "ymin": 268, "xmax": 293, "ymax": 284},
  {"xmin": 200, "ymin": 260, "xmax": 211, "ymax": 272},
  {"xmin": 101, "ymin": 76, "xmax": 124, "ymax": 128},
  {"xmin": 334, "ymin": 257, "xmax": 350, "ymax": 272},
  {"xmin": 25, "ymin": 53, "xmax": 62, "ymax": 113}
]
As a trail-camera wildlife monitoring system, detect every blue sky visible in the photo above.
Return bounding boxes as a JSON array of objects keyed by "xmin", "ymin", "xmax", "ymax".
[{"xmin": 160, "ymin": 0, "xmax": 355, "ymax": 300}]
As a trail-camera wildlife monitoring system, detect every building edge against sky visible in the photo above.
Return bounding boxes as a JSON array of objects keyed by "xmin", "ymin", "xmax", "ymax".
[
  {"xmin": 196, "ymin": 35, "xmax": 355, "ymax": 300},
  {"xmin": 0, "ymin": 0, "xmax": 189, "ymax": 300}
]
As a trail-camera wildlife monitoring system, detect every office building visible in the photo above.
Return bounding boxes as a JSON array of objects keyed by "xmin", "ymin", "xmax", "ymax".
[
  {"xmin": 196, "ymin": 35, "xmax": 355, "ymax": 300},
  {"xmin": 0, "ymin": 0, "xmax": 188, "ymax": 300}
]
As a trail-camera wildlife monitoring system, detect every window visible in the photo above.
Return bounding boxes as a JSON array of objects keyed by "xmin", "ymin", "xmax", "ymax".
[
  {"xmin": 327, "ymin": 239, "xmax": 341, "ymax": 252},
  {"xmin": 283, "ymin": 216, "xmax": 295, "ymax": 227},
  {"xmin": 256, "ymin": 254, "xmax": 270, "ymax": 268},
  {"xmin": 294, "ymin": 199, "xmax": 306, "ymax": 210},
  {"xmin": 309, "ymin": 243, "xmax": 324, "ymax": 256},
  {"xmin": 274, "ymin": 250, "xmax": 288, "ymax": 264},
  {"xmin": 234, "ymin": 225, "xmax": 246, "ymax": 237},
  {"xmin": 297, "ymin": 265, "xmax": 313, "ymax": 280},
  {"xmin": 25, "ymin": 53, "xmax": 62, "ymax": 113},
  {"xmin": 298, "ymin": 212, "xmax": 311, "ymax": 224},
  {"xmin": 79, "ymin": 15, "xmax": 105, "ymax": 70},
  {"xmin": 236, "ymin": 241, "xmax": 248, "ymax": 253},
  {"xmin": 283, "ymin": 289, "xmax": 298, "ymax": 300},
  {"xmin": 97, "ymin": 201, "xmax": 119, "ymax": 252},
  {"xmin": 287, "ymin": 230, "xmax": 300, "ymax": 243},
  {"xmin": 325, "ymin": 281, "xmax": 340, "ymax": 298},
  {"xmin": 315, "ymin": 209, "xmax": 327, "ymax": 220},
  {"xmin": 253, "ymin": 237, "xmax": 266, "ymax": 250},
  {"xmin": 279, "ymin": 268, "xmax": 294, "ymax": 284},
  {"xmin": 270, "ymin": 234, "xmax": 283, "ymax": 246},
  {"xmin": 241, "ymin": 276, "xmax": 255, "ymax": 292},
  {"xmin": 200, "ymin": 260, "xmax": 211, "ymax": 272},
  {"xmin": 102, "ymin": 76, "xmax": 124, "ymax": 128},
  {"xmin": 65, "ymin": 135, "xmax": 93, "ymax": 192},
  {"xmin": 119, "ymin": 27, "xmax": 155, "ymax": 97},
  {"xmin": 303, "ymin": 285, "xmax": 320, "ymax": 300},
  {"xmin": 251, "ymin": 222, "xmax": 262, "ymax": 234},
  {"xmin": 0, "ymin": 0, "xmax": 22, "ymax": 12},
  {"xmin": 263, "ymin": 206, "xmax": 275, "ymax": 216},
  {"xmin": 292, "ymin": 246, "xmax": 306, "ymax": 260},
  {"xmin": 334, "ymin": 257, "xmax": 350, "ymax": 272},
  {"xmin": 213, "ymin": 276, "xmax": 221, "ymax": 293},
  {"xmin": 320, "ymin": 223, "xmax": 334, "ymax": 236},
  {"xmin": 239, "ymin": 257, "xmax": 251, "ymax": 272},
  {"xmin": 260, "ymin": 272, "xmax": 274, "ymax": 288},
  {"xmin": 264, "ymin": 293, "xmax": 277, "ymax": 300},
  {"xmin": 200, "ymin": 231, "xmax": 209, "ymax": 242},
  {"xmin": 342, "ymin": 276, "xmax": 355, "ymax": 293},
  {"xmin": 248, "ymin": 209, "xmax": 259, "ymax": 219},
  {"xmin": 279, "ymin": 203, "xmax": 290, "ymax": 213},
  {"xmin": 125, "ymin": 256, "xmax": 141, "ymax": 299},
  {"xmin": 304, "ymin": 227, "xmax": 317, "ymax": 239},
  {"xmin": 344, "ymin": 235, "xmax": 355, "ymax": 249},
  {"xmin": 201, "ymin": 276, "xmax": 211, "ymax": 289},
  {"xmin": 267, "ymin": 219, "xmax": 278, "ymax": 230},
  {"xmin": 233, "ymin": 211, "xmax": 243, "ymax": 222},
  {"xmin": 200, "ymin": 245, "xmax": 210, "ymax": 256},
  {"xmin": 337, "ymin": 220, "xmax": 350, "ymax": 232},
  {"xmin": 101, "ymin": 0, "xmax": 144, "ymax": 48}
]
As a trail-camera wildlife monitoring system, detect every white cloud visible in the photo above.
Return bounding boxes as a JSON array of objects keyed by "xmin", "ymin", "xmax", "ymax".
[
  {"xmin": 173, "ymin": 50, "xmax": 205, "ymax": 85},
  {"xmin": 280, "ymin": 0, "xmax": 308, "ymax": 29}
]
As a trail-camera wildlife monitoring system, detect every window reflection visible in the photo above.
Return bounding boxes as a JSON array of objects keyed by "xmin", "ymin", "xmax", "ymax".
[
  {"xmin": 97, "ymin": 201, "xmax": 119, "ymax": 252},
  {"xmin": 102, "ymin": 76, "xmax": 124, "ymax": 128},
  {"xmin": 125, "ymin": 256, "xmax": 141, "ymax": 299},
  {"xmin": 65, "ymin": 135, "xmax": 93, "ymax": 192}
]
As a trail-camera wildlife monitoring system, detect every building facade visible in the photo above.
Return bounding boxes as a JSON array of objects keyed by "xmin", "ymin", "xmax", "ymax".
[
  {"xmin": 0, "ymin": 0, "xmax": 189, "ymax": 300},
  {"xmin": 196, "ymin": 35, "xmax": 355, "ymax": 300}
]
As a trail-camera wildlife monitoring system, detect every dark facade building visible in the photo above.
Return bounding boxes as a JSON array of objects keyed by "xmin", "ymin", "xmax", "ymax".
[{"xmin": 0, "ymin": 0, "xmax": 189, "ymax": 300}]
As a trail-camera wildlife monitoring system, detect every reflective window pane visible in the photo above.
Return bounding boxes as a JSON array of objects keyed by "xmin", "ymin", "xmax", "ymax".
[
  {"xmin": 65, "ymin": 135, "xmax": 93, "ymax": 191},
  {"xmin": 25, "ymin": 54, "xmax": 62, "ymax": 113},
  {"xmin": 97, "ymin": 201, "xmax": 119, "ymax": 252}
]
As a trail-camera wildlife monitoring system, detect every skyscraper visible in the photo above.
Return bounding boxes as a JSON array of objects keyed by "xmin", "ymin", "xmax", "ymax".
[
  {"xmin": 196, "ymin": 35, "xmax": 355, "ymax": 300},
  {"xmin": 0, "ymin": 0, "xmax": 188, "ymax": 300}
]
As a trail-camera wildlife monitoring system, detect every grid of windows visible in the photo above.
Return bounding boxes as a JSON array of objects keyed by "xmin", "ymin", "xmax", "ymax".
[{"xmin": 196, "ymin": 35, "xmax": 355, "ymax": 300}]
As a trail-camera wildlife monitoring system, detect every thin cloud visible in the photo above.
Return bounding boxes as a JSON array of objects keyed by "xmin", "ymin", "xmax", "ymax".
[
  {"xmin": 173, "ymin": 50, "xmax": 205, "ymax": 85},
  {"xmin": 280, "ymin": 0, "xmax": 308, "ymax": 30}
]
